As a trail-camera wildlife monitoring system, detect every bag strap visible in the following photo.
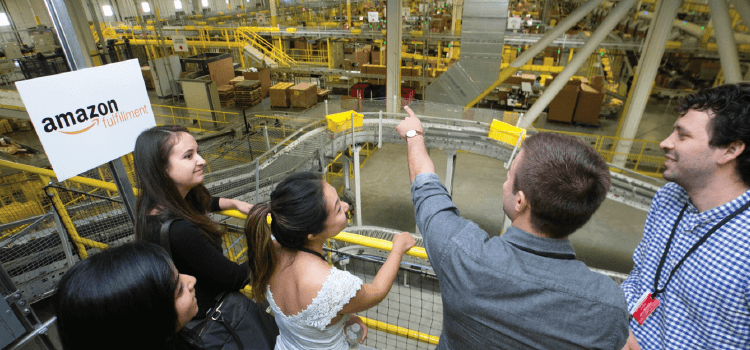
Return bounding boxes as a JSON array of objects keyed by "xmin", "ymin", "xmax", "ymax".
[
  {"xmin": 159, "ymin": 218, "xmax": 178, "ymax": 258},
  {"xmin": 209, "ymin": 293, "xmax": 244, "ymax": 348}
]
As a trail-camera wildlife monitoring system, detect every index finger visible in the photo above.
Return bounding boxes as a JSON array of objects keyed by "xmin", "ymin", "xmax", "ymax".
[{"xmin": 403, "ymin": 106, "xmax": 416, "ymax": 117}]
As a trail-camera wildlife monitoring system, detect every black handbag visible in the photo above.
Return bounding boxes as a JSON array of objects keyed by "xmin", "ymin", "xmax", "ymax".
[{"xmin": 160, "ymin": 219, "xmax": 279, "ymax": 350}]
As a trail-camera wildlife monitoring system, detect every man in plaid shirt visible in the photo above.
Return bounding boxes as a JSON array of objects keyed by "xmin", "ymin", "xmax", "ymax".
[{"xmin": 622, "ymin": 83, "xmax": 750, "ymax": 350}]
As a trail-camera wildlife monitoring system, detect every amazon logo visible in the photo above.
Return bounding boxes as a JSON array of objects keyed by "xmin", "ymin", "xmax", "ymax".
[{"xmin": 41, "ymin": 100, "xmax": 150, "ymax": 134}]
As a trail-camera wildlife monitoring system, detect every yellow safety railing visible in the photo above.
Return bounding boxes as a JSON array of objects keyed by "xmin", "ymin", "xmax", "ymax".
[
  {"xmin": 1, "ymin": 157, "xmax": 438, "ymax": 345},
  {"xmin": 538, "ymin": 129, "xmax": 665, "ymax": 177},
  {"xmin": 287, "ymin": 48, "xmax": 329, "ymax": 66},
  {"xmin": 326, "ymin": 143, "xmax": 378, "ymax": 187},
  {"xmin": 151, "ymin": 104, "xmax": 238, "ymax": 131},
  {"xmin": 234, "ymin": 28, "xmax": 297, "ymax": 67}
]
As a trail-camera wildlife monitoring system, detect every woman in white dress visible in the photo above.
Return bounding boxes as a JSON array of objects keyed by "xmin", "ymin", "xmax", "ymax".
[{"xmin": 244, "ymin": 172, "xmax": 416, "ymax": 349}]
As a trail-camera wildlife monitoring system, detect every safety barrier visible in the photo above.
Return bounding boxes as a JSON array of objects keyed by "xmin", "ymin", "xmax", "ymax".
[
  {"xmin": 0, "ymin": 160, "xmax": 441, "ymax": 349},
  {"xmin": 151, "ymin": 104, "xmax": 239, "ymax": 131}
]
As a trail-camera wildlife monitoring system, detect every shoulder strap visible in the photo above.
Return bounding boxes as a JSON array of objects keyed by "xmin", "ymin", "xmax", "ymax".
[{"xmin": 159, "ymin": 218, "xmax": 179, "ymax": 258}]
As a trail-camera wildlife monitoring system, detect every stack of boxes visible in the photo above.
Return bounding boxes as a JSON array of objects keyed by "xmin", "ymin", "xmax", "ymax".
[
  {"xmin": 242, "ymin": 68, "xmax": 272, "ymax": 99},
  {"xmin": 234, "ymin": 80, "xmax": 262, "ymax": 108},
  {"xmin": 547, "ymin": 75, "xmax": 607, "ymax": 125},
  {"xmin": 354, "ymin": 45, "xmax": 372, "ymax": 68},
  {"xmin": 573, "ymin": 76, "xmax": 605, "ymax": 125},
  {"xmin": 217, "ymin": 85, "xmax": 235, "ymax": 107}
]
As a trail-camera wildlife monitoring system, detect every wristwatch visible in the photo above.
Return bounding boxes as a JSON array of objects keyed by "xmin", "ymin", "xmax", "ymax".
[{"xmin": 405, "ymin": 130, "xmax": 424, "ymax": 138}]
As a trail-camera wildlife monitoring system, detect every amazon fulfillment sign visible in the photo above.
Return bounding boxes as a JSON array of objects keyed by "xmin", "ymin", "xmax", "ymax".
[{"xmin": 16, "ymin": 59, "xmax": 155, "ymax": 181}]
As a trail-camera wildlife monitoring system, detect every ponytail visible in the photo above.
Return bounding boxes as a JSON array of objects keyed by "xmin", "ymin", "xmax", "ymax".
[
  {"xmin": 244, "ymin": 172, "xmax": 329, "ymax": 302},
  {"xmin": 245, "ymin": 203, "xmax": 277, "ymax": 302}
]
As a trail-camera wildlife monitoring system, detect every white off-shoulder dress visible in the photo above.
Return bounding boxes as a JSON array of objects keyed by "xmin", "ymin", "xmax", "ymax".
[{"xmin": 267, "ymin": 267, "xmax": 364, "ymax": 350}]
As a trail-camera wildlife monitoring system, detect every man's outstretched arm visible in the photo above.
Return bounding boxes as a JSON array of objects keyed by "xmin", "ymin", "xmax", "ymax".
[{"xmin": 396, "ymin": 106, "xmax": 435, "ymax": 183}]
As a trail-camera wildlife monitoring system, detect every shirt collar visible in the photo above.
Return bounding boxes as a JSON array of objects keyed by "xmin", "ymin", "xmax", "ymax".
[
  {"xmin": 502, "ymin": 226, "xmax": 576, "ymax": 258},
  {"xmin": 683, "ymin": 186, "xmax": 750, "ymax": 220}
]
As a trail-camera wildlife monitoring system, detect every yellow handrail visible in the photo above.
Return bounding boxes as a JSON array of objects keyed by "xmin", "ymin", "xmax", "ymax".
[
  {"xmin": 360, "ymin": 316, "xmax": 440, "ymax": 345},
  {"xmin": 216, "ymin": 209, "xmax": 429, "ymax": 260}
]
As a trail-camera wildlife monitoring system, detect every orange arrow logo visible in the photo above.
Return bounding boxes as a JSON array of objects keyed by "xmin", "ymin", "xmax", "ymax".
[{"xmin": 59, "ymin": 118, "xmax": 99, "ymax": 135}]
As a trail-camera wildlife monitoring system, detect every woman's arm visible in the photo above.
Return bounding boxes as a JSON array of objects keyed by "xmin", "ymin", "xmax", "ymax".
[
  {"xmin": 170, "ymin": 221, "xmax": 248, "ymax": 290},
  {"xmin": 338, "ymin": 232, "xmax": 416, "ymax": 314},
  {"xmin": 215, "ymin": 197, "xmax": 254, "ymax": 215}
]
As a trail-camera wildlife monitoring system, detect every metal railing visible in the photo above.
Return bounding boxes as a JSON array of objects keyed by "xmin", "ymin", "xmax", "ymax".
[{"xmin": 151, "ymin": 104, "xmax": 239, "ymax": 131}]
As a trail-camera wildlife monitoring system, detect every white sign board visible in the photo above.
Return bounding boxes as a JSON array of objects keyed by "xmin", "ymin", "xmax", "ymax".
[
  {"xmin": 173, "ymin": 35, "xmax": 188, "ymax": 52},
  {"xmin": 16, "ymin": 59, "xmax": 156, "ymax": 181},
  {"xmin": 368, "ymin": 11, "xmax": 379, "ymax": 23},
  {"xmin": 507, "ymin": 16, "xmax": 523, "ymax": 30},
  {"xmin": 401, "ymin": 7, "xmax": 410, "ymax": 17}
]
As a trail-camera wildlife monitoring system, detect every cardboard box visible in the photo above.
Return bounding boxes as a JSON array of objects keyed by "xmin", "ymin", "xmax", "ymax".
[
  {"xmin": 589, "ymin": 75, "xmax": 604, "ymax": 91},
  {"xmin": 401, "ymin": 66, "xmax": 412, "ymax": 76},
  {"xmin": 208, "ymin": 57, "xmax": 235, "ymax": 87},
  {"xmin": 360, "ymin": 64, "xmax": 370, "ymax": 74},
  {"xmin": 371, "ymin": 65, "xmax": 387, "ymax": 76},
  {"xmin": 289, "ymin": 83, "xmax": 318, "ymax": 108},
  {"xmin": 270, "ymin": 82, "xmax": 294, "ymax": 107},
  {"xmin": 141, "ymin": 66, "xmax": 155, "ymax": 90},
  {"xmin": 573, "ymin": 83, "xmax": 605, "ymax": 125},
  {"xmin": 344, "ymin": 59, "xmax": 352, "ymax": 70},
  {"xmin": 412, "ymin": 67, "xmax": 422, "ymax": 77},
  {"xmin": 371, "ymin": 50, "xmax": 380, "ymax": 65},
  {"xmin": 354, "ymin": 50, "xmax": 370, "ymax": 65},
  {"xmin": 242, "ymin": 68, "xmax": 271, "ymax": 98},
  {"xmin": 548, "ymin": 82, "xmax": 580, "ymax": 123}
]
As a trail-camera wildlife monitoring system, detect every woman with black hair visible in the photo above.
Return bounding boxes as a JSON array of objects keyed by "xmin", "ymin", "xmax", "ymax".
[
  {"xmin": 56, "ymin": 242, "xmax": 201, "ymax": 350},
  {"xmin": 245, "ymin": 172, "xmax": 416, "ymax": 349},
  {"xmin": 133, "ymin": 125, "xmax": 252, "ymax": 317}
]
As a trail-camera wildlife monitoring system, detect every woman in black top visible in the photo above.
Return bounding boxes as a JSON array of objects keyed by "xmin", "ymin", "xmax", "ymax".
[
  {"xmin": 134, "ymin": 125, "xmax": 253, "ymax": 317},
  {"xmin": 56, "ymin": 242, "xmax": 202, "ymax": 350}
]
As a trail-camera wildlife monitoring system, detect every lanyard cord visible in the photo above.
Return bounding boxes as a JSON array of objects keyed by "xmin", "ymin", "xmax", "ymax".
[{"xmin": 653, "ymin": 200, "xmax": 750, "ymax": 297}]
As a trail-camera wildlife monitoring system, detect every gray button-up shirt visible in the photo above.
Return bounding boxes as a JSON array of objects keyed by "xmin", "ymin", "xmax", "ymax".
[{"xmin": 412, "ymin": 173, "xmax": 629, "ymax": 349}]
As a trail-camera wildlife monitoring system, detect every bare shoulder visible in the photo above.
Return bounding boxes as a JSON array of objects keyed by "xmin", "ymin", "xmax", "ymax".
[
  {"xmin": 296, "ymin": 256, "xmax": 333, "ymax": 297},
  {"xmin": 269, "ymin": 253, "xmax": 332, "ymax": 316}
]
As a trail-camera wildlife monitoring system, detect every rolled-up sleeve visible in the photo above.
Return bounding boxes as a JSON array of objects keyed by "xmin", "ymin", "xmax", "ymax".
[{"xmin": 411, "ymin": 172, "xmax": 468, "ymax": 265}]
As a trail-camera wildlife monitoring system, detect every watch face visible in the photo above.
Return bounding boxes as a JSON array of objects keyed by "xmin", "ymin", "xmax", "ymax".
[{"xmin": 406, "ymin": 130, "xmax": 416, "ymax": 138}]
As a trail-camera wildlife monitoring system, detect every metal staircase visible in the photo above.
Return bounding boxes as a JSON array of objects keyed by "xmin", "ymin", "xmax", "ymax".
[{"xmin": 234, "ymin": 29, "xmax": 297, "ymax": 68}]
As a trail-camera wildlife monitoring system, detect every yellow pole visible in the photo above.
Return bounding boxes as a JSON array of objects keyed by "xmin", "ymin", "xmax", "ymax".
[
  {"xmin": 40, "ymin": 175, "xmax": 108, "ymax": 259},
  {"xmin": 360, "ymin": 317, "xmax": 439, "ymax": 345},
  {"xmin": 0, "ymin": 160, "xmax": 121, "ymax": 192},
  {"xmin": 436, "ymin": 41, "xmax": 441, "ymax": 69},
  {"xmin": 347, "ymin": 0, "xmax": 352, "ymax": 29},
  {"xmin": 327, "ymin": 37, "xmax": 333, "ymax": 69},
  {"xmin": 156, "ymin": 6, "xmax": 161, "ymax": 21}
]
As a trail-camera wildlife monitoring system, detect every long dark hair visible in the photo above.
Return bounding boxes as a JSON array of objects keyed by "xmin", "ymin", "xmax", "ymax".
[
  {"xmin": 245, "ymin": 172, "xmax": 328, "ymax": 301},
  {"xmin": 133, "ymin": 125, "xmax": 223, "ymax": 244},
  {"xmin": 55, "ymin": 242, "xmax": 201, "ymax": 350}
]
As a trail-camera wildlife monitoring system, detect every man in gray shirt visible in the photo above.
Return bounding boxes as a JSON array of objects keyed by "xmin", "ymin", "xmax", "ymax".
[{"xmin": 396, "ymin": 107, "xmax": 629, "ymax": 349}]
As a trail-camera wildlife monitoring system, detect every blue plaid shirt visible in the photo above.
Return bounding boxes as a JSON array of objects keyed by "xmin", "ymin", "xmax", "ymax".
[{"xmin": 622, "ymin": 182, "xmax": 750, "ymax": 349}]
